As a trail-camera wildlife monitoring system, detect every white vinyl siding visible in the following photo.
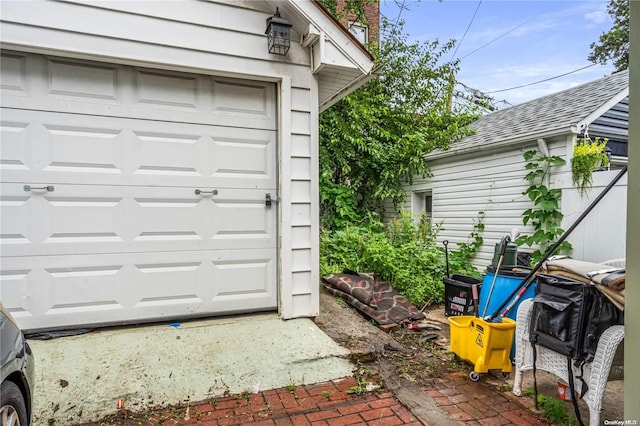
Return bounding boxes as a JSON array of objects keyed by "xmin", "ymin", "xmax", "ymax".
[
  {"xmin": 283, "ymin": 85, "xmax": 319, "ymax": 318},
  {"xmin": 401, "ymin": 139, "xmax": 570, "ymax": 271}
]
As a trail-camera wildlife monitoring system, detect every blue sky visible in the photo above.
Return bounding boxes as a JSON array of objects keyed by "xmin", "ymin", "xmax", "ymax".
[{"xmin": 379, "ymin": 0, "xmax": 616, "ymax": 107}]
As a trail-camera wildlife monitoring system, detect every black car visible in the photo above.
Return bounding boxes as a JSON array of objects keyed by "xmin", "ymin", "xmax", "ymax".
[{"xmin": 1, "ymin": 303, "xmax": 35, "ymax": 426}]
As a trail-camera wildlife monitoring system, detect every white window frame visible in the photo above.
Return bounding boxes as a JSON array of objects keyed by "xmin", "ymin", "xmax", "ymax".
[
  {"xmin": 412, "ymin": 190, "xmax": 433, "ymax": 223},
  {"xmin": 348, "ymin": 21, "xmax": 368, "ymax": 45}
]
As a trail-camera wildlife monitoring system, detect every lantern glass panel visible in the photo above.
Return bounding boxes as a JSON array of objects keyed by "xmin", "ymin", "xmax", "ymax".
[{"xmin": 266, "ymin": 14, "xmax": 291, "ymax": 55}]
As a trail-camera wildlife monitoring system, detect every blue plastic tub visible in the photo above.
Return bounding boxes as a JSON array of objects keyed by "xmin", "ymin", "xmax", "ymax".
[
  {"xmin": 479, "ymin": 266, "xmax": 535, "ymax": 320},
  {"xmin": 479, "ymin": 266, "xmax": 536, "ymax": 360}
]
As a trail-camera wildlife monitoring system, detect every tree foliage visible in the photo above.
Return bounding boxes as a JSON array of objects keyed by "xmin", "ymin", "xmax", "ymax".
[
  {"xmin": 588, "ymin": 0, "xmax": 629, "ymax": 71},
  {"xmin": 319, "ymin": 18, "xmax": 478, "ymax": 229}
]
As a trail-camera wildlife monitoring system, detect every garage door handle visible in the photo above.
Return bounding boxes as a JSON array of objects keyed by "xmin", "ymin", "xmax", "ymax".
[
  {"xmin": 195, "ymin": 189, "xmax": 218, "ymax": 196},
  {"xmin": 24, "ymin": 185, "xmax": 55, "ymax": 192}
]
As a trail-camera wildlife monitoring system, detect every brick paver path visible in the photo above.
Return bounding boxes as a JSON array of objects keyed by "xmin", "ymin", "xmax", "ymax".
[
  {"xmin": 124, "ymin": 377, "xmax": 424, "ymax": 425},
  {"xmin": 96, "ymin": 373, "xmax": 552, "ymax": 425},
  {"xmin": 422, "ymin": 372, "xmax": 551, "ymax": 426}
]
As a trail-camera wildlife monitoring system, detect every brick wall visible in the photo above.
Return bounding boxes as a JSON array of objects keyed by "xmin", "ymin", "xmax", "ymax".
[{"xmin": 335, "ymin": 0, "xmax": 380, "ymax": 46}]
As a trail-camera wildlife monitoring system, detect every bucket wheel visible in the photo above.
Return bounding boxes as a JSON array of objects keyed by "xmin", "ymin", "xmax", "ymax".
[
  {"xmin": 469, "ymin": 371, "xmax": 480, "ymax": 382},
  {"xmin": 501, "ymin": 372, "xmax": 510, "ymax": 379}
]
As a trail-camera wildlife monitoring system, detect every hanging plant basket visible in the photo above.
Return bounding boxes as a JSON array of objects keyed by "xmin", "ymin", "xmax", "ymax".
[{"xmin": 571, "ymin": 137, "xmax": 609, "ymax": 195}]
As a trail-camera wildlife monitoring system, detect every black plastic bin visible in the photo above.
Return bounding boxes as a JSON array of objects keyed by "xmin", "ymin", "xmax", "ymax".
[{"xmin": 444, "ymin": 275, "xmax": 482, "ymax": 317}]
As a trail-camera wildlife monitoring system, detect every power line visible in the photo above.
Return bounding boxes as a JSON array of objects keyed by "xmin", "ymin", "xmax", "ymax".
[
  {"xmin": 485, "ymin": 63, "xmax": 598, "ymax": 94},
  {"xmin": 390, "ymin": 0, "xmax": 407, "ymax": 33},
  {"xmin": 454, "ymin": 81, "xmax": 503, "ymax": 111},
  {"xmin": 460, "ymin": 16, "xmax": 537, "ymax": 60},
  {"xmin": 450, "ymin": 0, "xmax": 483, "ymax": 60}
]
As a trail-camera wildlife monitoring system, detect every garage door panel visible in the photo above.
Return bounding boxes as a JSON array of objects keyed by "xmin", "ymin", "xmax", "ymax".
[
  {"xmin": 0, "ymin": 52, "xmax": 27, "ymax": 93},
  {"xmin": 212, "ymin": 136, "xmax": 273, "ymax": 179},
  {"xmin": 1, "ymin": 249, "xmax": 276, "ymax": 332},
  {"xmin": 134, "ymin": 131, "xmax": 202, "ymax": 178},
  {"xmin": 133, "ymin": 262, "xmax": 204, "ymax": 308},
  {"xmin": 44, "ymin": 198, "xmax": 124, "ymax": 245},
  {"xmin": 215, "ymin": 200, "xmax": 271, "ymax": 238},
  {"xmin": 212, "ymin": 79, "xmax": 271, "ymax": 118},
  {"xmin": 45, "ymin": 265, "xmax": 123, "ymax": 315},
  {"xmin": 48, "ymin": 58, "xmax": 121, "ymax": 103},
  {"xmin": 1, "ymin": 108, "xmax": 276, "ymax": 189},
  {"xmin": 0, "ymin": 121, "xmax": 30, "ymax": 172},
  {"xmin": 0, "ymin": 269, "xmax": 31, "ymax": 317},
  {"xmin": 0, "ymin": 193, "xmax": 32, "ymax": 246},
  {"xmin": 1, "ymin": 52, "xmax": 276, "ymax": 130},
  {"xmin": 43, "ymin": 124, "xmax": 123, "ymax": 174},
  {"xmin": 133, "ymin": 198, "xmax": 205, "ymax": 242},
  {"xmin": 213, "ymin": 259, "xmax": 272, "ymax": 298},
  {"xmin": 134, "ymin": 69, "xmax": 200, "ymax": 110},
  {"xmin": 1, "ymin": 184, "xmax": 276, "ymax": 257}
]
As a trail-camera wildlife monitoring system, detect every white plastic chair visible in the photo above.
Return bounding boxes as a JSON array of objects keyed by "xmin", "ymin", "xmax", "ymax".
[{"xmin": 512, "ymin": 299, "xmax": 624, "ymax": 426}]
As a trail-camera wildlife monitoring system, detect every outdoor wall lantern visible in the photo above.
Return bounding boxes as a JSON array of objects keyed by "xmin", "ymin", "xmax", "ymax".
[
  {"xmin": 606, "ymin": 146, "xmax": 613, "ymax": 170},
  {"xmin": 265, "ymin": 8, "xmax": 292, "ymax": 55}
]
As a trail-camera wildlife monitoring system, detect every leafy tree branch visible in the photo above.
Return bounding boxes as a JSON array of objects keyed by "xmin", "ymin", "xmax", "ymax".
[
  {"xmin": 588, "ymin": 0, "xmax": 629, "ymax": 71},
  {"xmin": 320, "ymin": 18, "xmax": 478, "ymax": 230}
]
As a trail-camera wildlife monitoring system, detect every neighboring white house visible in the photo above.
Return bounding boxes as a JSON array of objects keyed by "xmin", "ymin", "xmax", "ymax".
[
  {"xmin": 396, "ymin": 71, "xmax": 629, "ymax": 271},
  {"xmin": 0, "ymin": 0, "xmax": 375, "ymax": 331}
]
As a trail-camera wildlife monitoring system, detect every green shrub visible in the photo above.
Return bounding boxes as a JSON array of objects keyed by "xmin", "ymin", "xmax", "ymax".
[{"xmin": 320, "ymin": 211, "xmax": 480, "ymax": 307}]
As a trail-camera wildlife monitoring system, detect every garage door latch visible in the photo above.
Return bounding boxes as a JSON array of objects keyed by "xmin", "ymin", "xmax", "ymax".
[{"xmin": 266, "ymin": 193, "xmax": 279, "ymax": 207}]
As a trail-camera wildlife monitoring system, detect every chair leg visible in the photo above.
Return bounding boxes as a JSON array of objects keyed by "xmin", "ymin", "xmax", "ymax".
[
  {"xmin": 585, "ymin": 325, "xmax": 624, "ymax": 425},
  {"xmin": 512, "ymin": 368, "xmax": 524, "ymax": 396}
]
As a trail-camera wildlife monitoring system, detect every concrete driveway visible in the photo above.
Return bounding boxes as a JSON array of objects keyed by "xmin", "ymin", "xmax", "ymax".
[{"xmin": 28, "ymin": 313, "xmax": 353, "ymax": 425}]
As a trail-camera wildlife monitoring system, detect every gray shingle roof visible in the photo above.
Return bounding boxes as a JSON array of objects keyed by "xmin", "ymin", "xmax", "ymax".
[{"xmin": 445, "ymin": 71, "xmax": 629, "ymax": 154}]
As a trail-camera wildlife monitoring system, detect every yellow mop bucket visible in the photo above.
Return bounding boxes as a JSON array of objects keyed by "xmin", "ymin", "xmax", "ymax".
[{"xmin": 448, "ymin": 316, "xmax": 516, "ymax": 381}]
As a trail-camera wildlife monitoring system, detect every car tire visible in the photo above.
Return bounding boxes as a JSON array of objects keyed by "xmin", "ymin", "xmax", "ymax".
[{"xmin": 1, "ymin": 380, "xmax": 28, "ymax": 426}]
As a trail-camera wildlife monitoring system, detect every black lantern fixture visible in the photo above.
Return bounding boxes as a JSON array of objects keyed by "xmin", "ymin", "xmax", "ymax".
[{"xmin": 265, "ymin": 8, "xmax": 292, "ymax": 55}]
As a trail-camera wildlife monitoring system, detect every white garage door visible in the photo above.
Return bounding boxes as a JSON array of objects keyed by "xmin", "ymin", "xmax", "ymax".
[{"xmin": 0, "ymin": 51, "xmax": 278, "ymax": 331}]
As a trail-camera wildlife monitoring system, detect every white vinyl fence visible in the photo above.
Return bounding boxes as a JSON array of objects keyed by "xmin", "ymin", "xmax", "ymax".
[{"xmin": 555, "ymin": 168, "xmax": 628, "ymax": 263}]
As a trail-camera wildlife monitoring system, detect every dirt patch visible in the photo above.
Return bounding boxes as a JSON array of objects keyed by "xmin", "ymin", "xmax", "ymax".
[{"xmin": 316, "ymin": 288, "xmax": 472, "ymax": 381}]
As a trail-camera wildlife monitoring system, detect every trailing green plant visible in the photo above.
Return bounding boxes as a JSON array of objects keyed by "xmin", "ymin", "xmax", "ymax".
[
  {"xmin": 516, "ymin": 150, "xmax": 572, "ymax": 264},
  {"xmin": 316, "ymin": 0, "xmax": 376, "ymax": 25},
  {"xmin": 450, "ymin": 211, "xmax": 485, "ymax": 266},
  {"xmin": 320, "ymin": 212, "xmax": 480, "ymax": 307},
  {"xmin": 571, "ymin": 137, "xmax": 610, "ymax": 195}
]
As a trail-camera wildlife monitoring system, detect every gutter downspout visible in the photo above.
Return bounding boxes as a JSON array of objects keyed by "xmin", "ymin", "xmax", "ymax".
[{"xmin": 537, "ymin": 138, "xmax": 550, "ymax": 158}]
